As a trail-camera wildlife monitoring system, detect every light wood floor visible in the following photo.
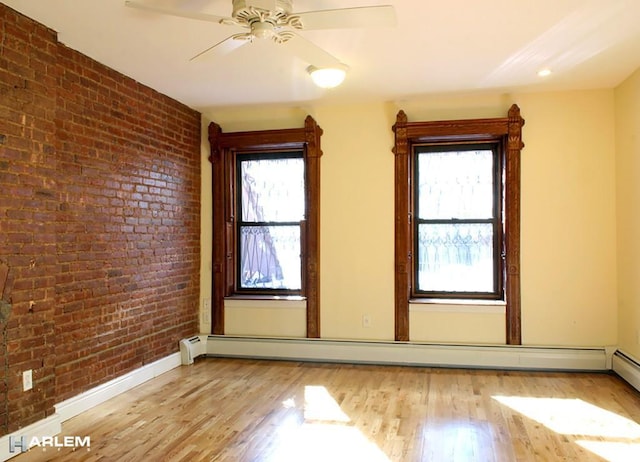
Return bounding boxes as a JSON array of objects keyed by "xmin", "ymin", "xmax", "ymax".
[{"xmin": 13, "ymin": 358, "xmax": 640, "ymax": 461}]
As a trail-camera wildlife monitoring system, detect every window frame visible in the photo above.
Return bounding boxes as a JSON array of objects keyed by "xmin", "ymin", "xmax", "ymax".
[
  {"xmin": 234, "ymin": 150, "xmax": 305, "ymax": 296},
  {"xmin": 412, "ymin": 141, "xmax": 504, "ymax": 300},
  {"xmin": 392, "ymin": 105, "xmax": 524, "ymax": 344},
  {"xmin": 208, "ymin": 116, "xmax": 323, "ymax": 337}
]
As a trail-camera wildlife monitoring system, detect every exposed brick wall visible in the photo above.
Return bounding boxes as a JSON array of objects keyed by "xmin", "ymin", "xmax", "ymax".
[
  {"xmin": 0, "ymin": 4, "xmax": 201, "ymax": 435},
  {"xmin": 0, "ymin": 3, "xmax": 59, "ymax": 436}
]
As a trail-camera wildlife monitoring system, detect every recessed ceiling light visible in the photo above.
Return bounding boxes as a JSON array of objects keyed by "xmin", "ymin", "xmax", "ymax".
[{"xmin": 537, "ymin": 68, "xmax": 552, "ymax": 77}]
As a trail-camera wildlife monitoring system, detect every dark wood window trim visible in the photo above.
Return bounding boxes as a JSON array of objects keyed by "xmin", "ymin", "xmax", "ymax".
[
  {"xmin": 208, "ymin": 116, "xmax": 322, "ymax": 338},
  {"xmin": 392, "ymin": 105, "xmax": 524, "ymax": 344}
]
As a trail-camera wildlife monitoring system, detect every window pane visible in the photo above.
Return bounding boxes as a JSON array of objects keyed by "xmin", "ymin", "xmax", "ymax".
[
  {"xmin": 417, "ymin": 223, "xmax": 494, "ymax": 293},
  {"xmin": 239, "ymin": 225, "xmax": 301, "ymax": 290},
  {"xmin": 417, "ymin": 150, "xmax": 494, "ymax": 219},
  {"xmin": 241, "ymin": 157, "xmax": 304, "ymax": 222}
]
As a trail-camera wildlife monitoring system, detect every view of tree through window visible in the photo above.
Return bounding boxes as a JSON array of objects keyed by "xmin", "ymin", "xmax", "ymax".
[
  {"xmin": 238, "ymin": 154, "xmax": 305, "ymax": 290},
  {"xmin": 414, "ymin": 146, "xmax": 501, "ymax": 296}
]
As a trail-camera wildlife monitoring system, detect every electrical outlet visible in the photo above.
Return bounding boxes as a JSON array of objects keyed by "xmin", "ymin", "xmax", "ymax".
[
  {"xmin": 362, "ymin": 314, "xmax": 372, "ymax": 328},
  {"xmin": 23, "ymin": 370, "xmax": 33, "ymax": 391}
]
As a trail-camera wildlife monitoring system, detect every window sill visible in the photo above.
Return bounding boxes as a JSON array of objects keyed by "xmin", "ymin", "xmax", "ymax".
[
  {"xmin": 410, "ymin": 298, "xmax": 505, "ymax": 306},
  {"xmin": 225, "ymin": 295, "xmax": 306, "ymax": 301},
  {"xmin": 409, "ymin": 298, "xmax": 505, "ymax": 314}
]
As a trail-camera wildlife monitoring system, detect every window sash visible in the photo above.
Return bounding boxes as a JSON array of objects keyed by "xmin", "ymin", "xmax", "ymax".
[
  {"xmin": 237, "ymin": 223, "xmax": 302, "ymax": 291},
  {"xmin": 235, "ymin": 152, "xmax": 305, "ymax": 295},
  {"xmin": 412, "ymin": 143, "xmax": 503, "ymax": 299}
]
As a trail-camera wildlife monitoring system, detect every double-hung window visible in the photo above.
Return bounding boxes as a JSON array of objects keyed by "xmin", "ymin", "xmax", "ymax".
[
  {"xmin": 236, "ymin": 152, "xmax": 305, "ymax": 293},
  {"xmin": 392, "ymin": 105, "xmax": 524, "ymax": 343},
  {"xmin": 414, "ymin": 143, "xmax": 502, "ymax": 299},
  {"xmin": 208, "ymin": 116, "xmax": 323, "ymax": 337}
]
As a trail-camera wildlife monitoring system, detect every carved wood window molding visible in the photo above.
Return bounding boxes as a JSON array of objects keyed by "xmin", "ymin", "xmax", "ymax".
[
  {"xmin": 392, "ymin": 105, "xmax": 525, "ymax": 344},
  {"xmin": 208, "ymin": 116, "xmax": 322, "ymax": 338}
]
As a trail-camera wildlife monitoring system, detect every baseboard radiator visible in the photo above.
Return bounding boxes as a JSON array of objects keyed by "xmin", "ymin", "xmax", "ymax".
[
  {"xmin": 612, "ymin": 350, "xmax": 640, "ymax": 393},
  {"xmin": 190, "ymin": 335, "xmax": 611, "ymax": 371}
]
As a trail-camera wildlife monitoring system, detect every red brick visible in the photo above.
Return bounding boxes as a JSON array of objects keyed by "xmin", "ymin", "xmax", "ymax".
[{"xmin": 0, "ymin": 3, "xmax": 200, "ymax": 437}]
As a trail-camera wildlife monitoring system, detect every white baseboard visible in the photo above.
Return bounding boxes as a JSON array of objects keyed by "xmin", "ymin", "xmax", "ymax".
[
  {"xmin": 0, "ymin": 352, "xmax": 181, "ymax": 462},
  {"xmin": 0, "ymin": 341, "xmax": 617, "ymax": 462},
  {"xmin": 0, "ymin": 415, "xmax": 61, "ymax": 461},
  {"xmin": 205, "ymin": 336, "xmax": 609, "ymax": 371},
  {"xmin": 56, "ymin": 352, "xmax": 181, "ymax": 422},
  {"xmin": 612, "ymin": 350, "xmax": 640, "ymax": 392}
]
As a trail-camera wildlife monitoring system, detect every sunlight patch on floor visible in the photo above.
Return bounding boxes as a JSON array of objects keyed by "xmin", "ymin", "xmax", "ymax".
[
  {"xmin": 268, "ymin": 422, "xmax": 391, "ymax": 462},
  {"xmin": 493, "ymin": 395, "xmax": 640, "ymax": 462},
  {"xmin": 303, "ymin": 385, "xmax": 351, "ymax": 422},
  {"xmin": 270, "ymin": 385, "xmax": 391, "ymax": 462},
  {"xmin": 421, "ymin": 420, "xmax": 494, "ymax": 460},
  {"xmin": 492, "ymin": 396, "xmax": 640, "ymax": 438},
  {"xmin": 576, "ymin": 440, "xmax": 640, "ymax": 462}
]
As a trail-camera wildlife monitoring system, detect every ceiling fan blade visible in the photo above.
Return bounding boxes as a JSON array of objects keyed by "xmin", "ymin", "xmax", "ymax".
[
  {"xmin": 189, "ymin": 35, "xmax": 250, "ymax": 61},
  {"xmin": 124, "ymin": 0, "xmax": 234, "ymax": 24},
  {"xmin": 280, "ymin": 33, "xmax": 342, "ymax": 68},
  {"xmin": 296, "ymin": 5, "xmax": 396, "ymax": 30}
]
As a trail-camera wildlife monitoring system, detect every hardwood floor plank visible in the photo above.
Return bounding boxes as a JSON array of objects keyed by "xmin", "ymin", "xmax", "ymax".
[{"xmin": 12, "ymin": 358, "xmax": 640, "ymax": 461}]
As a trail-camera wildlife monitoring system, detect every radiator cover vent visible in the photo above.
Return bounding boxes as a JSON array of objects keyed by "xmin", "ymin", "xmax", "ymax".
[{"xmin": 179, "ymin": 336, "xmax": 203, "ymax": 365}]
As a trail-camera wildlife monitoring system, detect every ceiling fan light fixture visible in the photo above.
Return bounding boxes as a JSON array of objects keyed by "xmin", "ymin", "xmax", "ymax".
[{"xmin": 307, "ymin": 65, "xmax": 348, "ymax": 88}]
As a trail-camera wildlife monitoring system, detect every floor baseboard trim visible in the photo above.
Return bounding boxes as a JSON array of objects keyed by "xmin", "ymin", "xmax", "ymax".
[
  {"xmin": 0, "ymin": 340, "xmax": 618, "ymax": 461},
  {"xmin": 0, "ymin": 415, "xmax": 61, "ymax": 462},
  {"xmin": 56, "ymin": 352, "xmax": 181, "ymax": 422},
  {"xmin": 612, "ymin": 350, "xmax": 640, "ymax": 392},
  {"xmin": 0, "ymin": 352, "xmax": 181, "ymax": 462},
  {"xmin": 205, "ymin": 336, "xmax": 609, "ymax": 371}
]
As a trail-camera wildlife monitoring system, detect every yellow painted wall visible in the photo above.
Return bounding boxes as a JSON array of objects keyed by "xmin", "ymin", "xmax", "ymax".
[
  {"xmin": 312, "ymin": 103, "xmax": 396, "ymax": 340},
  {"xmin": 615, "ymin": 68, "xmax": 640, "ymax": 359},
  {"xmin": 410, "ymin": 304, "xmax": 505, "ymax": 344},
  {"xmin": 199, "ymin": 89, "xmax": 619, "ymax": 347},
  {"xmin": 517, "ymin": 91, "xmax": 617, "ymax": 346},
  {"xmin": 224, "ymin": 299, "xmax": 307, "ymax": 337}
]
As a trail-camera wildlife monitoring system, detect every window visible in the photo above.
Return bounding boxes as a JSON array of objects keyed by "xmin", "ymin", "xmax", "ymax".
[
  {"xmin": 392, "ymin": 105, "xmax": 524, "ymax": 343},
  {"xmin": 413, "ymin": 143, "xmax": 502, "ymax": 299},
  {"xmin": 208, "ymin": 116, "xmax": 323, "ymax": 337},
  {"xmin": 236, "ymin": 152, "xmax": 304, "ymax": 293}
]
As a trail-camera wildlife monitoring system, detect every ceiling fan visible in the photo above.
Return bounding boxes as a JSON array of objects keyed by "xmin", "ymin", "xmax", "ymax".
[{"xmin": 124, "ymin": 0, "xmax": 396, "ymax": 69}]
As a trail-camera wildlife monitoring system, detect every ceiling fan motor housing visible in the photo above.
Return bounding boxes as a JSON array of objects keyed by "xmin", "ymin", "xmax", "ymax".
[
  {"xmin": 230, "ymin": 0, "xmax": 302, "ymax": 41},
  {"xmin": 232, "ymin": 0, "xmax": 293, "ymax": 17}
]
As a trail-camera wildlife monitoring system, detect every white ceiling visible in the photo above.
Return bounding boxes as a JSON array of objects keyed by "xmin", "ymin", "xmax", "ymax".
[{"xmin": 4, "ymin": 0, "xmax": 640, "ymax": 111}]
